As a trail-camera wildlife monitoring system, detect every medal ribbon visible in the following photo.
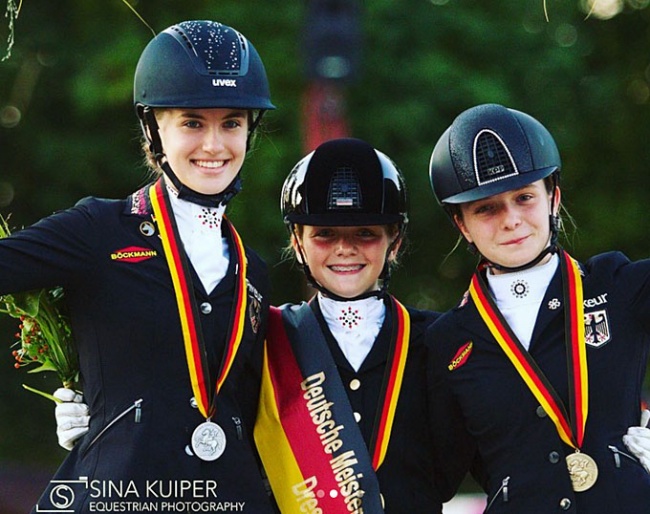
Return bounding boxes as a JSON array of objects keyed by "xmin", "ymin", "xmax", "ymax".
[
  {"xmin": 370, "ymin": 296, "xmax": 410, "ymax": 469},
  {"xmin": 469, "ymin": 250, "xmax": 587, "ymax": 449},
  {"xmin": 149, "ymin": 180, "xmax": 248, "ymax": 419}
]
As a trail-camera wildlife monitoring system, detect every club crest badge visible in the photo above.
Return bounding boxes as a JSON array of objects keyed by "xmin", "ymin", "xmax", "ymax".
[{"xmin": 584, "ymin": 309, "xmax": 610, "ymax": 348}]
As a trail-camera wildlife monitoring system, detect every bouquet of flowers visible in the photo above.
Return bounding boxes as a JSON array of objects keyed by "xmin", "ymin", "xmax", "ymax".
[{"xmin": 0, "ymin": 214, "xmax": 79, "ymax": 401}]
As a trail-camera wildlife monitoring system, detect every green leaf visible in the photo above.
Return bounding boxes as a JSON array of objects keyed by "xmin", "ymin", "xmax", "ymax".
[{"xmin": 26, "ymin": 361, "xmax": 58, "ymax": 373}]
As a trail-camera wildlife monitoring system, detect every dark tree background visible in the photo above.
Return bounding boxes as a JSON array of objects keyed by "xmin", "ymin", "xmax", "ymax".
[{"xmin": 1, "ymin": 0, "xmax": 649, "ymax": 509}]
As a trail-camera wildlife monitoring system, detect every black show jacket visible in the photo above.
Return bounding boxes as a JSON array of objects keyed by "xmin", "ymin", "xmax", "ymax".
[
  {"xmin": 427, "ymin": 252, "xmax": 650, "ymax": 513},
  {"xmin": 0, "ymin": 187, "xmax": 275, "ymax": 513},
  {"xmin": 312, "ymin": 299, "xmax": 459, "ymax": 512}
]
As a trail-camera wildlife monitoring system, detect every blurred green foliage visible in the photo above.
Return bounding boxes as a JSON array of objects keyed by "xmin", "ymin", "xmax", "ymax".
[{"xmin": 1, "ymin": 0, "xmax": 649, "ymax": 473}]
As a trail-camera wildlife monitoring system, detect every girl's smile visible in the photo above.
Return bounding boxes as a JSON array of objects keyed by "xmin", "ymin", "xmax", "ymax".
[
  {"xmin": 455, "ymin": 180, "xmax": 560, "ymax": 273},
  {"xmin": 295, "ymin": 225, "xmax": 399, "ymax": 299},
  {"xmin": 155, "ymin": 108, "xmax": 248, "ymax": 195}
]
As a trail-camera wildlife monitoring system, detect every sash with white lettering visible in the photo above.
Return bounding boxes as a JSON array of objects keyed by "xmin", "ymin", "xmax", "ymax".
[
  {"xmin": 149, "ymin": 179, "xmax": 248, "ymax": 420},
  {"xmin": 469, "ymin": 249, "xmax": 588, "ymax": 452},
  {"xmin": 255, "ymin": 297, "xmax": 410, "ymax": 514}
]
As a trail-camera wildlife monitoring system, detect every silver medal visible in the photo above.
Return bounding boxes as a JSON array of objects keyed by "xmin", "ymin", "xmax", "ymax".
[{"xmin": 191, "ymin": 420, "xmax": 227, "ymax": 461}]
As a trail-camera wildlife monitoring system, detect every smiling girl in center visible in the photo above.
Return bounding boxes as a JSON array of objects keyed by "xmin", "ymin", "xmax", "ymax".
[{"xmin": 254, "ymin": 138, "xmax": 457, "ymax": 513}]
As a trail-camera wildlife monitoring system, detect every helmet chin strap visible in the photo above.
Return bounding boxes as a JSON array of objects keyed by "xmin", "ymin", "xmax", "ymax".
[
  {"xmin": 483, "ymin": 239, "xmax": 558, "ymax": 273},
  {"xmin": 159, "ymin": 161, "xmax": 242, "ymax": 208},
  {"xmin": 290, "ymin": 225, "xmax": 400, "ymax": 303},
  {"xmin": 140, "ymin": 107, "xmax": 264, "ymax": 208}
]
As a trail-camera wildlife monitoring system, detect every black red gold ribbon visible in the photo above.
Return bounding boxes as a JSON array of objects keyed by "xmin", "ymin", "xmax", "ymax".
[
  {"xmin": 149, "ymin": 180, "xmax": 247, "ymax": 419},
  {"xmin": 469, "ymin": 250, "xmax": 587, "ymax": 450},
  {"xmin": 255, "ymin": 297, "xmax": 409, "ymax": 513},
  {"xmin": 370, "ymin": 297, "xmax": 410, "ymax": 469}
]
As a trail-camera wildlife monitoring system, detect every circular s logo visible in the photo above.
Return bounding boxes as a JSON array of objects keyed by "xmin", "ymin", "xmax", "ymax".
[{"xmin": 49, "ymin": 483, "xmax": 75, "ymax": 510}]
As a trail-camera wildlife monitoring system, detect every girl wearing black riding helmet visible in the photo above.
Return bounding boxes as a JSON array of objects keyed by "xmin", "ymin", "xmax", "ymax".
[
  {"xmin": 254, "ymin": 138, "xmax": 460, "ymax": 513},
  {"xmin": 426, "ymin": 103, "xmax": 650, "ymax": 513},
  {"xmin": 1, "ymin": 20, "xmax": 277, "ymax": 512}
]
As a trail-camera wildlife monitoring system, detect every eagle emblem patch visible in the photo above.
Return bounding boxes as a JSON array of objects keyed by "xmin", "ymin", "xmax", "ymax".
[{"xmin": 584, "ymin": 310, "xmax": 610, "ymax": 348}]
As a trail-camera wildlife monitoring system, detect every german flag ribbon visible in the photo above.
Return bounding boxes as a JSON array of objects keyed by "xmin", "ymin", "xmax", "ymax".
[
  {"xmin": 255, "ymin": 297, "xmax": 409, "ymax": 513},
  {"xmin": 369, "ymin": 296, "xmax": 410, "ymax": 469},
  {"xmin": 149, "ymin": 179, "xmax": 247, "ymax": 420},
  {"xmin": 469, "ymin": 250, "xmax": 588, "ymax": 450}
]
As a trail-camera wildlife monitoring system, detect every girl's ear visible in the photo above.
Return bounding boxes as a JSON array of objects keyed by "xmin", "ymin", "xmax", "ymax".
[
  {"xmin": 551, "ymin": 186, "xmax": 562, "ymax": 216},
  {"xmin": 290, "ymin": 233, "xmax": 304, "ymax": 264},
  {"xmin": 388, "ymin": 237, "xmax": 403, "ymax": 262},
  {"xmin": 454, "ymin": 214, "xmax": 473, "ymax": 244}
]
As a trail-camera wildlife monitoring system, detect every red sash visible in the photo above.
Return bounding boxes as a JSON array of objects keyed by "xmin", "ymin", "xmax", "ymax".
[{"xmin": 255, "ymin": 297, "xmax": 410, "ymax": 513}]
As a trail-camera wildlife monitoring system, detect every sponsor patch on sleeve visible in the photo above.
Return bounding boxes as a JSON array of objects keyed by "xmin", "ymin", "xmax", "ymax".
[{"xmin": 448, "ymin": 341, "xmax": 473, "ymax": 371}]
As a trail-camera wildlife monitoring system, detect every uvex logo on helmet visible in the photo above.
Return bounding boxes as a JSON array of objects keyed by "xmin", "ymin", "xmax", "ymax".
[{"xmin": 212, "ymin": 78, "xmax": 237, "ymax": 87}]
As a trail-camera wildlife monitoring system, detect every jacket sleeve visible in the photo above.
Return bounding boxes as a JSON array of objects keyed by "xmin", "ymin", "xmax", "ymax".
[
  {"xmin": 0, "ymin": 198, "xmax": 102, "ymax": 295},
  {"xmin": 581, "ymin": 252, "xmax": 650, "ymax": 334}
]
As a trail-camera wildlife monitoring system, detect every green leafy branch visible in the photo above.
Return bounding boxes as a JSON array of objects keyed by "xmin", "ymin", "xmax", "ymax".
[{"xmin": 1, "ymin": 214, "xmax": 79, "ymax": 397}]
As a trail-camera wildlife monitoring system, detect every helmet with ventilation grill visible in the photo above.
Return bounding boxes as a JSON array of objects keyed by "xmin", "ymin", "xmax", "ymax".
[
  {"xmin": 281, "ymin": 138, "xmax": 408, "ymax": 228},
  {"xmin": 429, "ymin": 103, "xmax": 560, "ymax": 205}
]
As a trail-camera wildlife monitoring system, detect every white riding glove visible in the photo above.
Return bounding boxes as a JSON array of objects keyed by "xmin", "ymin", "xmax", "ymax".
[
  {"xmin": 623, "ymin": 409, "xmax": 650, "ymax": 473},
  {"xmin": 54, "ymin": 387, "xmax": 90, "ymax": 451}
]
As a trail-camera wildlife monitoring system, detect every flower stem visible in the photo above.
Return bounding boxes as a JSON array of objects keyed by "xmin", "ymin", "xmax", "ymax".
[{"xmin": 21, "ymin": 383, "xmax": 61, "ymax": 403}]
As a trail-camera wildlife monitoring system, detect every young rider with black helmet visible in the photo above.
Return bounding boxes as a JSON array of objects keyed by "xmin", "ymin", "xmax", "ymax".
[
  {"xmin": 2, "ymin": 20, "xmax": 277, "ymax": 512},
  {"xmin": 427, "ymin": 103, "xmax": 650, "ymax": 513},
  {"xmin": 254, "ymin": 138, "xmax": 456, "ymax": 513}
]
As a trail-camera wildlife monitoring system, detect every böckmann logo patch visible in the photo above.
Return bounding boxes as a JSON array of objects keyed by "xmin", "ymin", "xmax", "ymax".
[
  {"xmin": 111, "ymin": 246, "xmax": 157, "ymax": 263},
  {"xmin": 448, "ymin": 341, "xmax": 473, "ymax": 371}
]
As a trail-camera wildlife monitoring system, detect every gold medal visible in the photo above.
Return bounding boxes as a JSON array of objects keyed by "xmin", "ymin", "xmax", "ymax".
[
  {"xmin": 472, "ymin": 253, "xmax": 597, "ymax": 493},
  {"xmin": 566, "ymin": 451, "xmax": 598, "ymax": 492}
]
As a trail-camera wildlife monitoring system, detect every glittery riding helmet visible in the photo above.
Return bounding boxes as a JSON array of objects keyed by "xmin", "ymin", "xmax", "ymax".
[{"xmin": 133, "ymin": 20, "xmax": 275, "ymax": 111}]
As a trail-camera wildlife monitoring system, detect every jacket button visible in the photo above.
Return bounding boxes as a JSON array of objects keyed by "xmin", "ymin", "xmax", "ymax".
[
  {"xmin": 354, "ymin": 412, "xmax": 362, "ymax": 422},
  {"xmin": 560, "ymin": 498, "xmax": 572, "ymax": 510},
  {"xmin": 536, "ymin": 406, "xmax": 547, "ymax": 418},
  {"xmin": 200, "ymin": 302, "xmax": 212, "ymax": 314},
  {"xmin": 349, "ymin": 379, "xmax": 361, "ymax": 391},
  {"xmin": 548, "ymin": 451, "xmax": 561, "ymax": 464}
]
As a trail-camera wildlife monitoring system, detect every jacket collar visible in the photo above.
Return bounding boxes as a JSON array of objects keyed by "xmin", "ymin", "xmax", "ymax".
[{"xmin": 124, "ymin": 184, "xmax": 155, "ymax": 217}]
